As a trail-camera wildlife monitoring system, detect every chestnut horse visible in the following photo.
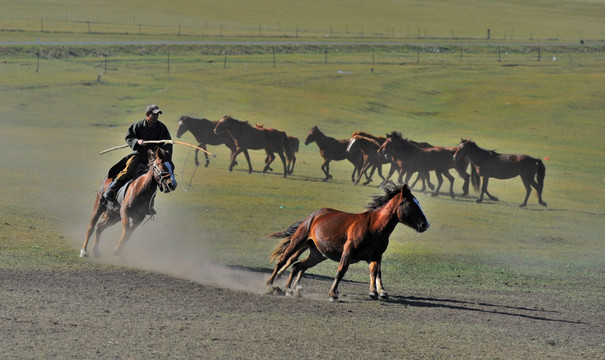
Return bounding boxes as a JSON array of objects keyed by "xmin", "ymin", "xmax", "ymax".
[
  {"xmin": 453, "ymin": 139, "xmax": 547, "ymax": 207},
  {"xmin": 176, "ymin": 115, "xmax": 236, "ymax": 167},
  {"xmin": 80, "ymin": 148, "xmax": 177, "ymax": 258},
  {"xmin": 214, "ymin": 116, "xmax": 293, "ymax": 177},
  {"xmin": 304, "ymin": 125, "xmax": 363, "ymax": 182},
  {"xmin": 266, "ymin": 183, "xmax": 429, "ymax": 302}
]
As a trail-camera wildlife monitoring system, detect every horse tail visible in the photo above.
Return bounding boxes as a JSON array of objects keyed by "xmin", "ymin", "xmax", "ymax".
[
  {"xmin": 470, "ymin": 163, "xmax": 480, "ymax": 193},
  {"xmin": 268, "ymin": 220, "xmax": 303, "ymax": 263},
  {"xmin": 283, "ymin": 134, "xmax": 294, "ymax": 164},
  {"xmin": 536, "ymin": 159, "xmax": 546, "ymax": 194}
]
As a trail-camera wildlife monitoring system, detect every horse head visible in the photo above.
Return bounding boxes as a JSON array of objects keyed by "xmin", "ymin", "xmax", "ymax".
[
  {"xmin": 453, "ymin": 138, "xmax": 472, "ymax": 160},
  {"xmin": 149, "ymin": 148, "xmax": 177, "ymax": 193},
  {"xmin": 214, "ymin": 115, "xmax": 232, "ymax": 135},
  {"xmin": 304, "ymin": 126, "xmax": 320, "ymax": 145},
  {"xmin": 396, "ymin": 184, "xmax": 430, "ymax": 233},
  {"xmin": 176, "ymin": 115, "xmax": 192, "ymax": 138}
]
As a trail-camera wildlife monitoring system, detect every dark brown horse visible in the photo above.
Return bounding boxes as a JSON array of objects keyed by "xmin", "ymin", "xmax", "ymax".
[
  {"xmin": 80, "ymin": 148, "xmax": 177, "ymax": 258},
  {"xmin": 304, "ymin": 125, "xmax": 363, "ymax": 182},
  {"xmin": 346, "ymin": 134, "xmax": 389, "ymax": 185},
  {"xmin": 176, "ymin": 115, "xmax": 237, "ymax": 167},
  {"xmin": 256, "ymin": 124, "xmax": 299, "ymax": 175},
  {"xmin": 378, "ymin": 132, "xmax": 470, "ymax": 195},
  {"xmin": 214, "ymin": 116, "xmax": 293, "ymax": 177},
  {"xmin": 266, "ymin": 183, "xmax": 429, "ymax": 302},
  {"xmin": 377, "ymin": 131, "xmax": 463, "ymax": 198},
  {"xmin": 453, "ymin": 139, "xmax": 547, "ymax": 207}
]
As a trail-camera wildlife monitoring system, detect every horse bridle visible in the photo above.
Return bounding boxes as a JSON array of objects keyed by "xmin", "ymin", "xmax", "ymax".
[{"xmin": 153, "ymin": 161, "xmax": 177, "ymax": 192}]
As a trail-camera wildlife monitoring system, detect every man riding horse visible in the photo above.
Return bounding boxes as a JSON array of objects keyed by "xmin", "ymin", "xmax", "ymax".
[{"xmin": 102, "ymin": 104, "xmax": 174, "ymax": 206}]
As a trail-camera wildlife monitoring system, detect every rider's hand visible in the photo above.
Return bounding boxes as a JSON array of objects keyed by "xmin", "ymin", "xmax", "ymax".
[{"xmin": 138, "ymin": 139, "xmax": 145, "ymax": 146}]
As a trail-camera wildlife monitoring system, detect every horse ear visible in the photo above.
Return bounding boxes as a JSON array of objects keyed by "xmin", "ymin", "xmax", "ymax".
[{"xmin": 401, "ymin": 183, "xmax": 411, "ymax": 195}]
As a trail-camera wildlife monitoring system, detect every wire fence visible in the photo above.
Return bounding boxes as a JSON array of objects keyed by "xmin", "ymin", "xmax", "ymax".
[{"xmin": 2, "ymin": 15, "xmax": 605, "ymax": 42}]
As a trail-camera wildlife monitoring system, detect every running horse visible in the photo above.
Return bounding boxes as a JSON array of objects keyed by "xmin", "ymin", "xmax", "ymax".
[
  {"xmin": 453, "ymin": 139, "xmax": 547, "ymax": 207},
  {"xmin": 304, "ymin": 125, "xmax": 363, "ymax": 182},
  {"xmin": 256, "ymin": 123, "xmax": 299, "ymax": 175},
  {"xmin": 266, "ymin": 183, "xmax": 429, "ymax": 302},
  {"xmin": 214, "ymin": 116, "xmax": 293, "ymax": 177},
  {"xmin": 176, "ymin": 115, "xmax": 236, "ymax": 167},
  {"xmin": 80, "ymin": 147, "xmax": 177, "ymax": 258},
  {"xmin": 377, "ymin": 131, "xmax": 461, "ymax": 198}
]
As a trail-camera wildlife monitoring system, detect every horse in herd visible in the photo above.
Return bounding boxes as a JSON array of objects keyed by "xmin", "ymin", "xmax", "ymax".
[{"xmin": 453, "ymin": 139, "xmax": 547, "ymax": 207}]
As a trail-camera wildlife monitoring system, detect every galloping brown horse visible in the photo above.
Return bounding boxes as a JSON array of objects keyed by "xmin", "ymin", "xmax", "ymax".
[
  {"xmin": 377, "ymin": 131, "xmax": 461, "ymax": 198},
  {"xmin": 266, "ymin": 183, "xmax": 429, "ymax": 302},
  {"xmin": 214, "ymin": 116, "xmax": 293, "ymax": 177},
  {"xmin": 80, "ymin": 147, "xmax": 177, "ymax": 258},
  {"xmin": 453, "ymin": 139, "xmax": 547, "ymax": 207},
  {"xmin": 304, "ymin": 125, "xmax": 363, "ymax": 182},
  {"xmin": 176, "ymin": 115, "xmax": 236, "ymax": 167}
]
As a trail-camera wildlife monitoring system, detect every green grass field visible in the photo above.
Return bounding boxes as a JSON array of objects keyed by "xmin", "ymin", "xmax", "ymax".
[{"xmin": 1, "ymin": 1, "xmax": 604, "ymax": 357}]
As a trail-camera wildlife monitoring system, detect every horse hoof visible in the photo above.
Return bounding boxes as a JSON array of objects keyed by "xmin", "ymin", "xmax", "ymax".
[
  {"xmin": 369, "ymin": 291, "xmax": 378, "ymax": 300},
  {"xmin": 540, "ymin": 201, "xmax": 548, "ymax": 207},
  {"xmin": 379, "ymin": 292, "xmax": 389, "ymax": 300},
  {"xmin": 79, "ymin": 249, "xmax": 88, "ymax": 258},
  {"xmin": 285, "ymin": 288, "xmax": 294, "ymax": 297},
  {"xmin": 476, "ymin": 199, "xmax": 483, "ymax": 203},
  {"xmin": 294, "ymin": 286, "xmax": 303, "ymax": 298},
  {"xmin": 329, "ymin": 296, "xmax": 339, "ymax": 303}
]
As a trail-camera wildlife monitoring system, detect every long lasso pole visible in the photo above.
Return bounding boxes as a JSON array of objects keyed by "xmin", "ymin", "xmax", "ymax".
[{"xmin": 99, "ymin": 139, "xmax": 216, "ymax": 158}]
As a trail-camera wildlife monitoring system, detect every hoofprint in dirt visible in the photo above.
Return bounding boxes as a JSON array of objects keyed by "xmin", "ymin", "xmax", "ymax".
[{"xmin": 1, "ymin": 266, "xmax": 602, "ymax": 359}]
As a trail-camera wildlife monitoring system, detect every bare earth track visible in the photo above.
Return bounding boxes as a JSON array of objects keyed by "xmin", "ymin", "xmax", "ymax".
[{"xmin": 1, "ymin": 265, "xmax": 602, "ymax": 359}]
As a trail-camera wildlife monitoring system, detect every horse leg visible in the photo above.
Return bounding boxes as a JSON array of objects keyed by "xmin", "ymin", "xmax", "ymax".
[
  {"xmin": 112, "ymin": 215, "xmax": 143, "ymax": 257},
  {"xmin": 276, "ymin": 152, "xmax": 288, "ymax": 178},
  {"xmin": 284, "ymin": 246, "xmax": 325, "ymax": 297},
  {"xmin": 242, "ymin": 149, "xmax": 253, "ymax": 174},
  {"xmin": 461, "ymin": 171, "xmax": 470, "ymax": 196},
  {"xmin": 519, "ymin": 175, "xmax": 533, "ymax": 207},
  {"xmin": 443, "ymin": 170, "xmax": 456, "ymax": 198},
  {"xmin": 432, "ymin": 172, "xmax": 444, "ymax": 197},
  {"xmin": 409, "ymin": 172, "xmax": 422, "ymax": 190},
  {"xmin": 362, "ymin": 164, "xmax": 377, "ymax": 186},
  {"xmin": 230, "ymin": 148, "xmax": 245, "ymax": 172},
  {"xmin": 328, "ymin": 248, "xmax": 352, "ymax": 302},
  {"xmin": 369, "ymin": 260, "xmax": 387, "ymax": 299},
  {"xmin": 81, "ymin": 199, "xmax": 104, "ymax": 257},
  {"xmin": 91, "ymin": 212, "xmax": 120, "ymax": 258},
  {"xmin": 201, "ymin": 145, "xmax": 210, "ymax": 167},
  {"xmin": 194, "ymin": 148, "xmax": 200, "ymax": 167},
  {"xmin": 321, "ymin": 160, "xmax": 332, "ymax": 181},
  {"xmin": 263, "ymin": 152, "xmax": 276, "ymax": 174}
]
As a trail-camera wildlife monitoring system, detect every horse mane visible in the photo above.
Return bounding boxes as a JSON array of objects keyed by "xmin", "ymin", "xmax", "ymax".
[
  {"xmin": 366, "ymin": 182, "xmax": 403, "ymax": 210},
  {"xmin": 463, "ymin": 139, "xmax": 499, "ymax": 156},
  {"xmin": 351, "ymin": 134, "xmax": 381, "ymax": 147}
]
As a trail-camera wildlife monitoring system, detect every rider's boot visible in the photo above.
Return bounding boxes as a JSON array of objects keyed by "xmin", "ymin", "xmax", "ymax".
[{"xmin": 102, "ymin": 178, "xmax": 123, "ymax": 206}]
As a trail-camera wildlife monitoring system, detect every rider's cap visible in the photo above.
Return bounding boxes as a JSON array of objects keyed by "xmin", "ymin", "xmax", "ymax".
[{"xmin": 146, "ymin": 104, "xmax": 162, "ymax": 115}]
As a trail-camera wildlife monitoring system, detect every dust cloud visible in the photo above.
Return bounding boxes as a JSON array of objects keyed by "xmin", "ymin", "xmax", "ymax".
[{"xmin": 69, "ymin": 204, "xmax": 270, "ymax": 295}]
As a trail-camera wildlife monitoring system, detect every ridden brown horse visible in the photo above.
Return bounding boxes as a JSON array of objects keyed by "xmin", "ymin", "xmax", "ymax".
[
  {"xmin": 266, "ymin": 183, "xmax": 429, "ymax": 302},
  {"xmin": 214, "ymin": 116, "xmax": 293, "ymax": 178},
  {"xmin": 378, "ymin": 132, "xmax": 470, "ymax": 195},
  {"xmin": 376, "ymin": 131, "xmax": 462, "ymax": 198},
  {"xmin": 176, "ymin": 115, "xmax": 237, "ymax": 167},
  {"xmin": 256, "ymin": 124, "xmax": 299, "ymax": 175},
  {"xmin": 304, "ymin": 125, "xmax": 363, "ymax": 182},
  {"xmin": 453, "ymin": 139, "xmax": 547, "ymax": 207},
  {"xmin": 80, "ymin": 148, "xmax": 177, "ymax": 258}
]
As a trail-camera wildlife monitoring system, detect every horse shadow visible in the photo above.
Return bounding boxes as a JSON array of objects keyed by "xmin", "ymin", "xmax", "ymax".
[{"xmin": 232, "ymin": 265, "xmax": 584, "ymax": 325}]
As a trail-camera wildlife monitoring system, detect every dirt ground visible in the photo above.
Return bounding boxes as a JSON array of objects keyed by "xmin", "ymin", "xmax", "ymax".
[{"xmin": 1, "ymin": 263, "xmax": 603, "ymax": 359}]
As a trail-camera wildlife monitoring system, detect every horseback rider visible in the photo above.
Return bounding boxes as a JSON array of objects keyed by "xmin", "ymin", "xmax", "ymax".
[{"xmin": 102, "ymin": 104, "xmax": 173, "ymax": 204}]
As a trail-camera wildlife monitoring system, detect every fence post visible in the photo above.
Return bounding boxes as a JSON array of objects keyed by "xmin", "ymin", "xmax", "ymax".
[
  {"xmin": 324, "ymin": 48, "xmax": 328, "ymax": 64},
  {"xmin": 223, "ymin": 54, "xmax": 227, "ymax": 69},
  {"xmin": 167, "ymin": 53, "xmax": 170, "ymax": 74},
  {"xmin": 273, "ymin": 47, "xmax": 276, "ymax": 68},
  {"xmin": 36, "ymin": 50, "xmax": 40, "ymax": 72}
]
